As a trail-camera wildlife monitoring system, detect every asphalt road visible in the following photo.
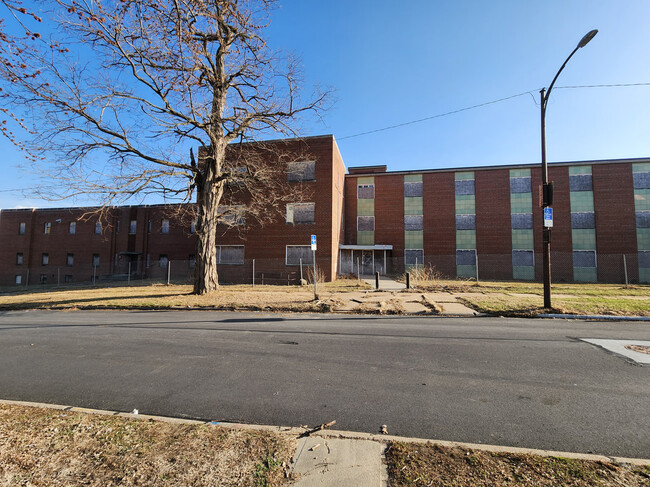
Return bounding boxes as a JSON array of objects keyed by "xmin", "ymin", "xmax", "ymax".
[{"xmin": 1, "ymin": 310, "xmax": 648, "ymax": 458}]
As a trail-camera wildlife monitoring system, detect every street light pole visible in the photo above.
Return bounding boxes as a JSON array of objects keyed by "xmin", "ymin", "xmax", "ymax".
[{"xmin": 540, "ymin": 29, "xmax": 597, "ymax": 309}]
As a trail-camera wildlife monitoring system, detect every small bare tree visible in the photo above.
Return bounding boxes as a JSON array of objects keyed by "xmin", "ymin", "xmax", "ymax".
[{"xmin": 1, "ymin": 0, "xmax": 330, "ymax": 293}]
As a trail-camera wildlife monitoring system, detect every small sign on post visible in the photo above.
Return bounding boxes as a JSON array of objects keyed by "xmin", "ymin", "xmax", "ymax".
[
  {"xmin": 311, "ymin": 234, "xmax": 317, "ymax": 251},
  {"xmin": 543, "ymin": 207, "xmax": 553, "ymax": 228}
]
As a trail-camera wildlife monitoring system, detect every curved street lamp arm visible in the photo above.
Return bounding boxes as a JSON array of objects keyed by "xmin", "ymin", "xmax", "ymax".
[{"xmin": 542, "ymin": 45, "xmax": 581, "ymax": 109}]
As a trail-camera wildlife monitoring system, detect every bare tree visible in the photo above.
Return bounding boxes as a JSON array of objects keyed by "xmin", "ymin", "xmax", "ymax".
[{"xmin": 0, "ymin": 0, "xmax": 330, "ymax": 293}]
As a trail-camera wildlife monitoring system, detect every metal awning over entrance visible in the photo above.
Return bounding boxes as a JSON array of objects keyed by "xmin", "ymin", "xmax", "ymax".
[{"xmin": 338, "ymin": 244, "xmax": 393, "ymax": 276}]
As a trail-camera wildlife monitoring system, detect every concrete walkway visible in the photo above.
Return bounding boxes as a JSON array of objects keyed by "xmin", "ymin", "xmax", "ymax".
[{"xmin": 362, "ymin": 276, "xmax": 406, "ymax": 291}]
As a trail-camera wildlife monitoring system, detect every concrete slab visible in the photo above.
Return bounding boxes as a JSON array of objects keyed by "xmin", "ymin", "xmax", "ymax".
[
  {"xmin": 291, "ymin": 436, "xmax": 384, "ymax": 486},
  {"xmin": 439, "ymin": 302, "xmax": 479, "ymax": 315},
  {"xmin": 421, "ymin": 292, "xmax": 457, "ymax": 303},
  {"xmin": 363, "ymin": 277, "xmax": 406, "ymax": 291},
  {"xmin": 580, "ymin": 339, "xmax": 650, "ymax": 365},
  {"xmin": 400, "ymin": 300, "xmax": 430, "ymax": 314}
]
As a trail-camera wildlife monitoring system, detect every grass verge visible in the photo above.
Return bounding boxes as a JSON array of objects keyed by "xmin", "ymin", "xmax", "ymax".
[
  {"xmin": 385, "ymin": 441, "xmax": 650, "ymax": 486},
  {"xmin": 0, "ymin": 404, "xmax": 293, "ymax": 487}
]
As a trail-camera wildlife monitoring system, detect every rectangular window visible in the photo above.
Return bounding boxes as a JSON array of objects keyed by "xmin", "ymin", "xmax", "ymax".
[
  {"xmin": 44, "ymin": 222, "xmax": 51, "ymax": 235},
  {"xmin": 67, "ymin": 253, "xmax": 74, "ymax": 266},
  {"xmin": 65, "ymin": 275, "xmax": 73, "ymax": 283},
  {"xmin": 15, "ymin": 275, "xmax": 22, "ymax": 285},
  {"xmin": 218, "ymin": 205, "xmax": 245, "ymax": 226},
  {"xmin": 69, "ymin": 222, "xmax": 76, "ymax": 234},
  {"xmin": 146, "ymin": 253, "xmax": 151, "ymax": 268},
  {"xmin": 92, "ymin": 254, "xmax": 100, "ymax": 267},
  {"xmin": 116, "ymin": 220, "xmax": 121, "ymax": 234},
  {"xmin": 218, "ymin": 245, "xmax": 244, "ymax": 265},
  {"xmin": 512, "ymin": 250, "xmax": 534, "ymax": 267},
  {"xmin": 129, "ymin": 220, "xmax": 137, "ymax": 234},
  {"xmin": 639, "ymin": 251, "xmax": 650, "ymax": 269},
  {"xmin": 16, "ymin": 253, "xmax": 23, "ymax": 265},
  {"xmin": 357, "ymin": 215, "xmax": 375, "ymax": 231},
  {"xmin": 287, "ymin": 203, "xmax": 315, "ymax": 224},
  {"xmin": 190, "ymin": 220, "xmax": 196, "ymax": 234},
  {"xmin": 161, "ymin": 219, "xmax": 170, "ymax": 234},
  {"xmin": 42, "ymin": 253, "xmax": 49, "ymax": 266},
  {"xmin": 405, "ymin": 249, "xmax": 424, "ymax": 266},
  {"xmin": 159, "ymin": 254, "xmax": 168, "ymax": 268},
  {"xmin": 455, "ymin": 214, "xmax": 476, "ymax": 230},
  {"xmin": 511, "ymin": 213, "xmax": 533, "ymax": 229},
  {"xmin": 148, "ymin": 220, "xmax": 152, "ymax": 233},
  {"xmin": 404, "ymin": 215, "xmax": 424, "ymax": 231},
  {"xmin": 636, "ymin": 211, "xmax": 650, "ymax": 228},
  {"xmin": 456, "ymin": 249, "xmax": 476, "ymax": 266},
  {"xmin": 357, "ymin": 184, "xmax": 375, "ymax": 199},
  {"xmin": 188, "ymin": 254, "xmax": 196, "ymax": 268},
  {"xmin": 510, "ymin": 177, "xmax": 531, "ymax": 193},
  {"xmin": 94, "ymin": 222, "xmax": 102, "ymax": 234},
  {"xmin": 454, "ymin": 179, "xmax": 475, "ymax": 195},
  {"xmin": 573, "ymin": 250, "xmax": 597, "ymax": 268},
  {"xmin": 569, "ymin": 174, "xmax": 593, "ymax": 191},
  {"xmin": 404, "ymin": 181, "xmax": 423, "ymax": 197},
  {"xmin": 39, "ymin": 274, "xmax": 47, "ymax": 284},
  {"xmin": 287, "ymin": 160, "xmax": 316, "ymax": 182},
  {"xmin": 286, "ymin": 245, "xmax": 313, "ymax": 266},
  {"xmin": 571, "ymin": 212, "xmax": 595, "ymax": 229},
  {"xmin": 19, "ymin": 222, "xmax": 25, "ymax": 235},
  {"xmin": 633, "ymin": 171, "xmax": 650, "ymax": 189}
]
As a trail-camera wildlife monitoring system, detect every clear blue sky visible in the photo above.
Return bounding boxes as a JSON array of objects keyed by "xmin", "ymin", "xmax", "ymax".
[{"xmin": 2, "ymin": 0, "xmax": 649, "ymax": 208}]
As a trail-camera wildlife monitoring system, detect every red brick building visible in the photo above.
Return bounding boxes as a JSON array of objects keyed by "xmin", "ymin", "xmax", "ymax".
[{"xmin": 1, "ymin": 135, "xmax": 649, "ymax": 286}]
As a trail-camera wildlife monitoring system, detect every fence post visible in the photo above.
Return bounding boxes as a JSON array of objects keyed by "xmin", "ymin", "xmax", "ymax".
[
  {"xmin": 357, "ymin": 257, "xmax": 360, "ymax": 284},
  {"xmin": 128, "ymin": 261, "xmax": 131, "ymax": 285},
  {"xmin": 375, "ymin": 271, "xmax": 379, "ymax": 290},
  {"xmin": 252, "ymin": 259, "xmax": 255, "ymax": 287},
  {"xmin": 406, "ymin": 272, "xmax": 410, "ymax": 289},
  {"xmin": 312, "ymin": 250, "xmax": 318, "ymax": 299},
  {"xmin": 300, "ymin": 258, "xmax": 303, "ymax": 282},
  {"xmin": 475, "ymin": 253, "xmax": 479, "ymax": 283},
  {"xmin": 623, "ymin": 254, "xmax": 629, "ymax": 287},
  {"xmin": 57, "ymin": 267, "xmax": 60, "ymax": 287},
  {"xmin": 167, "ymin": 261, "xmax": 171, "ymax": 285}
]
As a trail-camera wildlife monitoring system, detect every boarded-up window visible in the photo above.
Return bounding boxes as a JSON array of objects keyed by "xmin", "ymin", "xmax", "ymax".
[
  {"xmin": 571, "ymin": 212, "xmax": 595, "ymax": 229},
  {"xmin": 456, "ymin": 249, "xmax": 476, "ymax": 266},
  {"xmin": 636, "ymin": 211, "xmax": 650, "ymax": 228},
  {"xmin": 287, "ymin": 203, "xmax": 315, "ymax": 224},
  {"xmin": 286, "ymin": 245, "xmax": 313, "ymax": 266},
  {"xmin": 510, "ymin": 177, "xmax": 531, "ymax": 194},
  {"xmin": 404, "ymin": 181, "xmax": 423, "ymax": 197},
  {"xmin": 454, "ymin": 179, "xmax": 475, "ymax": 195},
  {"xmin": 573, "ymin": 250, "xmax": 596, "ymax": 268},
  {"xmin": 512, "ymin": 250, "xmax": 534, "ymax": 267},
  {"xmin": 569, "ymin": 174, "xmax": 593, "ymax": 191},
  {"xmin": 404, "ymin": 215, "xmax": 424, "ymax": 231},
  {"xmin": 633, "ymin": 171, "xmax": 650, "ymax": 189},
  {"xmin": 405, "ymin": 249, "xmax": 424, "ymax": 266},
  {"xmin": 357, "ymin": 184, "xmax": 374, "ymax": 199},
  {"xmin": 287, "ymin": 161, "xmax": 316, "ymax": 182},
  {"xmin": 511, "ymin": 213, "xmax": 533, "ymax": 229},
  {"xmin": 639, "ymin": 251, "xmax": 650, "ymax": 268},
  {"xmin": 219, "ymin": 205, "xmax": 245, "ymax": 226},
  {"xmin": 218, "ymin": 246, "xmax": 244, "ymax": 265},
  {"xmin": 455, "ymin": 214, "xmax": 476, "ymax": 230},
  {"xmin": 357, "ymin": 215, "xmax": 374, "ymax": 231}
]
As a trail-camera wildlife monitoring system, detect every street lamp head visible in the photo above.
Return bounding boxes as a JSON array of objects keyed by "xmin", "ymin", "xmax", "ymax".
[{"xmin": 577, "ymin": 29, "xmax": 598, "ymax": 48}]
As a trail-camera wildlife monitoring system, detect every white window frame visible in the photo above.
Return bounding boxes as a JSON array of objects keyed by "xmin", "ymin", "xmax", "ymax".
[
  {"xmin": 16, "ymin": 253, "xmax": 23, "ymax": 265},
  {"xmin": 69, "ymin": 222, "xmax": 76, "ymax": 234},
  {"xmin": 15, "ymin": 275, "xmax": 22, "ymax": 285},
  {"xmin": 44, "ymin": 222, "xmax": 51, "ymax": 235}
]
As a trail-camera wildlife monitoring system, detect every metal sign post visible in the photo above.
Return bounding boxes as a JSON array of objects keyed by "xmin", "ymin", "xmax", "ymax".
[{"xmin": 311, "ymin": 235, "xmax": 318, "ymax": 299}]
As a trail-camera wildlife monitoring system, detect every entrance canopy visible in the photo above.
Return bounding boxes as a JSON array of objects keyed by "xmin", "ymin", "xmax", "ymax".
[{"xmin": 338, "ymin": 244, "xmax": 393, "ymax": 276}]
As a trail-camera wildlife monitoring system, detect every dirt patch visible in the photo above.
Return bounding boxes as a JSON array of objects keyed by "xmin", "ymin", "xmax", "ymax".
[
  {"xmin": 385, "ymin": 442, "xmax": 649, "ymax": 486},
  {"xmin": 625, "ymin": 344, "xmax": 650, "ymax": 355},
  {"xmin": 0, "ymin": 404, "xmax": 294, "ymax": 487}
]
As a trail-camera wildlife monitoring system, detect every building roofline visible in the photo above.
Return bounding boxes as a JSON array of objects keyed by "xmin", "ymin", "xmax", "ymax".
[
  {"xmin": 0, "ymin": 203, "xmax": 190, "ymax": 213},
  {"xmin": 344, "ymin": 156, "xmax": 650, "ymax": 178}
]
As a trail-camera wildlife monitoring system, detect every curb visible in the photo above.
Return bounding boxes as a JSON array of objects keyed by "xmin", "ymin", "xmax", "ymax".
[
  {"xmin": 2, "ymin": 398, "xmax": 648, "ymax": 467},
  {"xmin": 540, "ymin": 313, "xmax": 650, "ymax": 322}
]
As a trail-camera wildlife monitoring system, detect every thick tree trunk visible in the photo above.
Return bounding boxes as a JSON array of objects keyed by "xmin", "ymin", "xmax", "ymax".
[{"xmin": 193, "ymin": 144, "xmax": 225, "ymax": 294}]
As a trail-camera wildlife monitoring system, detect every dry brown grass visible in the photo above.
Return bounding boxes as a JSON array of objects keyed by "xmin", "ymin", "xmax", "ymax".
[
  {"xmin": 0, "ymin": 278, "xmax": 370, "ymax": 313},
  {"xmin": 0, "ymin": 404, "xmax": 293, "ymax": 487},
  {"xmin": 386, "ymin": 442, "xmax": 650, "ymax": 486}
]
